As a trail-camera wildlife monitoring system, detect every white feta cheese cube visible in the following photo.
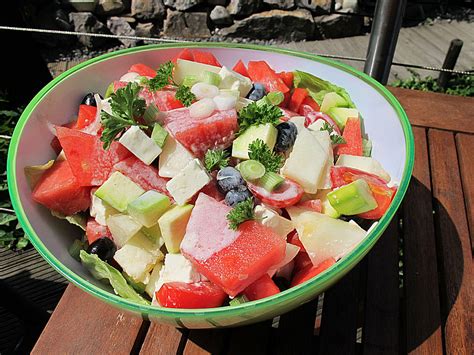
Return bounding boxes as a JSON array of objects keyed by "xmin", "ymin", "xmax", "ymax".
[
  {"xmin": 158, "ymin": 135, "xmax": 195, "ymax": 178},
  {"xmin": 119, "ymin": 126, "xmax": 162, "ymax": 165},
  {"xmin": 218, "ymin": 66, "xmax": 253, "ymax": 97},
  {"xmin": 155, "ymin": 253, "xmax": 204, "ymax": 292},
  {"xmin": 254, "ymin": 205, "xmax": 294, "ymax": 239},
  {"xmin": 166, "ymin": 159, "xmax": 211, "ymax": 205},
  {"xmin": 90, "ymin": 190, "xmax": 118, "ymax": 226}
]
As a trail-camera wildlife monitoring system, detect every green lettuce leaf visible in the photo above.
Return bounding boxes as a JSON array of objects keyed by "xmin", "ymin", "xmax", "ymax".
[
  {"xmin": 80, "ymin": 250, "xmax": 150, "ymax": 305},
  {"xmin": 293, "ymin": 70, "xmax": 356, "ymax": 108},
  {"xmin": 51, "ymin": 210, "xmax": 87, "ymax": 231},
  {"xmin": 24, "ymin": 160, "xmax": 55, "ymax": 188}
]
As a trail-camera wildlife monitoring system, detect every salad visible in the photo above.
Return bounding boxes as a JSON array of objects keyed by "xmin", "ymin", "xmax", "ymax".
[{"xmin": 28, "ymin": 49, "xmax": 397, "ymax": 309}]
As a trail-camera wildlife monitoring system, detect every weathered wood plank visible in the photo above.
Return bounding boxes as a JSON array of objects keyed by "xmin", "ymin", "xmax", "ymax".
[
  {"xmin": 455, "ymin": 133, "xmax": 474, "ymax": 254},
  {"xmin": 403, "ymin": 127, "xmax": 443, "ymax": 355},
  {"xmin": 227, "ymin": 321, "xmax": 272, "ymax": 355},
  {"xmin": 363, "ymin": 218, "xmax": 400, "ymax": 355},
  {"xmin": 32, "ymin": 285, "xmax": 143, "ymax": 355},
  {"xmin": 388, "ymin": 87, "xmax": 474, "ymax": 134},
  {"xmin": 271, "ymin": 299, "xmax": 319, "ymax": 355},
  {"xmin": 428, "ymin": 129, "xmax": 474, "ymax": 354},
  {"xmin": 318, "ymin": 264, "xmax": 362, "ymax": 354},
  {"xmin": 140, "ymin": 323, "xmax": 185, "ymax": 355},
  {"xmin": 183, "ymin": 329, "xmax": 229, "ymax": 355}
]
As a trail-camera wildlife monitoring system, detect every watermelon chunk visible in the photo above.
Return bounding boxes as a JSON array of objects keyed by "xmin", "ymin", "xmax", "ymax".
[
  {"xmin": 56, "ymin": 126, "xmax": 131, "ymax": 186},
  {"xmin": 128, "ymin": 63, "xmax": 156, "ymax": 78},
  {"xmin": 232, "ymin": 60, "xmax": 250, "ymax": 78},
  {"xmin": 242, "ymin": 274, "xmax": 280, "ymax": 301},
  {"xmin": 113, "ymin": 155, "xmax": 171, "ymax": 198},
  {"xmin": 32, "ymin": 160, "xmax": 91, "ymax": 215},
  {"xmin": 191, "ymin": 50, "xmax": 222, "ymax": 67},
  {"xmin": 247, "ymin": 61, "xmax": 290, "ymax": 94},
  {"xmin": 86, "ymin": 218, "xmax": 113, "ymax": 244},
  {"xmin": 139, "ymin": 88, "xmax": 184, "ymax": 111},
  {"xmin": 335, "ymin": 117, "xmax": 363, "ymax": 156},
  {"xmin": 181, "ymin": 193, "xmax": 286, "ymax": 297},
  {"xmin": 173, "ymin": 48, "xmax": 194, "ymax": 62},
  {"xmin": 164, "ymin": 108, "xmax": 238, "ymax": 157}
]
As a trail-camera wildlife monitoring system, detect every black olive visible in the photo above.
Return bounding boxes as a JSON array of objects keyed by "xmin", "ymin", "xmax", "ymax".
[
  {"xmin": 81, "ymin": 92, "xmax": 102, "ymax": 107},
  {"xmin": 86, "ymin": 237, "xmax": 117, "ymax": 262}
]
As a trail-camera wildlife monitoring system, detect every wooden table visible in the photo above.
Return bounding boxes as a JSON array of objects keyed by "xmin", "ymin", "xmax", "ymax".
[{"xmin": 32, "ymin": 88, "xmax": 473, "ymax": 355}]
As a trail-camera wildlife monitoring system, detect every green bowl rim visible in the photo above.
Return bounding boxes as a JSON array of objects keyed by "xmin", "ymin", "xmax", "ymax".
[{"xmin": 7, "ymin": 43, "xmax": 414, "ymax": 320}]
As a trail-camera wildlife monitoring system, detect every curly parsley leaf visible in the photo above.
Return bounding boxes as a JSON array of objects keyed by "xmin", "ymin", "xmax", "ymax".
[
  {"xmin": 248, "ymin": 139, "xmax": 283, "ymax": 173},
  {"xmin": 204, "ymin": 149, "xmax": 229, "ymax": 172},
  {"xmin": 237, "ymin": 102, "xmax": 282, "ymax": 136},
  {"xmin": 319, "ymin": 122, "xmax": 346, "ymax": 145},
  {"xmin": 100, "ymin": 82, "xmax": 147, "ymax": 149},
  {"xmin": 227, "ymin": 198, "xmax": 255, "ymax": 230},
  {"xmin": 146, "ymin": 61, "xmax": 195, "ymax": 107}
]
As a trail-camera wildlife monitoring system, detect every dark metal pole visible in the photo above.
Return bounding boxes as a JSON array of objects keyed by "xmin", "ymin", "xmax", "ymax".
[
  {"xmin": 437, "ymin": 39, "xmax": 463, "ymax": 90},
  {"xmin": 364, "ymin": 0, "xmax": 408, "ymax": 84}
]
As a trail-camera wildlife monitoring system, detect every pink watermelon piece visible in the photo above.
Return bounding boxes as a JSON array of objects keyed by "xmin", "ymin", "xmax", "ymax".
[
  {"xmin": 164, "ymin": 108, "xmax": 238, "ymax": 157},
  {"xmin": 113, "ymin": 155, "xmax": 172, "ymax": 198},
  {"xmin": 181, "ymin": 193, "xmax": 286, "ymax": 297}
]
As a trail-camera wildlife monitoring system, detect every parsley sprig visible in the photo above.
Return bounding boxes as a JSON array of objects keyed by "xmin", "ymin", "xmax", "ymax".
[
  {"xmin": 146, "ymin": 61, "xmax": 196, "ymax": 107},
  {"xmin": 100, "ymin": 82, "xmax": 147, "ymax": 149},
  {"xmin": 237, "ymin": 102, "xmax": 282, "ymax": 136},
  {"xmin": 204, "ymin": 149, "xmax": 229, "ymax": 172},
  {"xmin": 227, "ymin": 198, "xmax": 255, "ymax": 230},
  {"xmin": 248, "ymin": 139, "xmax": 283, "ymax": 173},
  {"xmin": 320, "ymin": 122, "xmax": 346, "ymax": 145}
]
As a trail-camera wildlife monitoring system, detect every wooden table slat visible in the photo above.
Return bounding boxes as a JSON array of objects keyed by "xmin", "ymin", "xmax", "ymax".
[
  {"xmin": 32, "ymin": 285, "xmax": 144, "ymax": 355},
  {"xmin": 455, "ymin": 133, "xmax": 474, "ymax": 255},
  {"xmin": 403, "ymin": 127, "xmax": 443, "ymax": 355},
  {"xmin": 428, "ymin": 129, "xmax": 474, "ymax": 354},
  {"xmin": 184, "ymin": 329, "xmax": 229, "ymax": 355},
  {"xmin": 139, "ymin": 323, "xmax": 186, "ymax": 355},
  {"xmin": 362, "ymin": 219, "xmax": 400, "ymax": 355}
]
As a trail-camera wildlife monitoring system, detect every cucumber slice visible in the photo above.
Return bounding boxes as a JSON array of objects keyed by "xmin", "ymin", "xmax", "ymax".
[
  {"xmin": 201, "ymin": 71, "xmax": 221, "ymax": 86},
  {"xmin": 257, "ymin": 91, "xmax": 284, "ymax": 106},
  {"xmin": 259, "ymin": 172, "xmax": 285, "ymax": 192},
  {"xmin": 128, "ymin": 190, "xmax": 171, "ymax": 228},
  {"xmin": 238, "ymin": 160, "xmax": 266, "ymax": 181},
  {"xmin": 151, "ymin": 123, "xmax": 169, "ymax": 148},
  {"xmin": 327, "ymin": 179, "xmax": 377, "ymax": 215},
  {"xmin": 182, "ymin": 75, "xmax": 199, "ymax": 87},
  {"xmin": 229, "ymin": 295, "xmax": 249, "ymax": 306}
]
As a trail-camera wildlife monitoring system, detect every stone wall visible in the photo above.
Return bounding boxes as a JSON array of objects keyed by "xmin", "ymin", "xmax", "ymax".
[{"xmin": 28, "ymin": 0, "xmax": 363, "ymax": 48}]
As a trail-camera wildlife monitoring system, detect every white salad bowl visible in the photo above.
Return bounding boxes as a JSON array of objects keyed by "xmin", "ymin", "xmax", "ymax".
[{"xmin": 7, "ymin": 44, "xmax": 414, "ymax": 328}]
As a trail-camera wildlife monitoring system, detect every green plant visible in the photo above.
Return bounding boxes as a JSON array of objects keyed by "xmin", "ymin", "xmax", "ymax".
[
  {"xmin": 0, "ymin": 93, "xmax": 29, "ymax": 250},
  {"xmin": 392, "ymin": 69, "xmax": 473, "ymax": 97}
]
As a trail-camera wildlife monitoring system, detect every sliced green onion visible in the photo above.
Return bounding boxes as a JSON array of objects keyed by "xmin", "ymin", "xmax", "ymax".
[
  {"xmin": 151, "ymin": 123, "xmax": 168, "ymax": 148},
  {"xmin": 104, "ymin": 82, "xmax": 114, "ymax": 98},
  {"xmin": 238, "ymin": 159, "xmax": 266, "ymax": 181},
  {"xmin": 229, "ymin": 295, "xmax": 249, "ymax": 306},
  {"xmin": 143, "ymin": 104, "xmax": 160, "ymax": 125},
  {"xmin": 362, "ymin": 138, "xmax": 372, "ymax": 157},
  {"xmin": 201, "ymin": 71, "xmax": 221, "ymax": 86},
  {"xmin": 182, "ymin": 75, "xmax": 199, "ymax": 87},
  {"xmin": 259, "ymin": 172, "xmax": 285, "ymax": 192},
  {"xmin": 266, "ymin": 91, "xmax": 284, "ymax": 105},
  {"xmin": 69, "ymin": 239, "xmax": 86, "ymax": 261}
]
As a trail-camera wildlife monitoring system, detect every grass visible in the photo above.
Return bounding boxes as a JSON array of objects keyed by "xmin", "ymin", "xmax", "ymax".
[
  {"xmin": 392, "ymin": 69, "xmax": 474, "ymax": 97},
  {"xmin": 0, "ymin": 93, "xmax": 29, "ymax": 250}
]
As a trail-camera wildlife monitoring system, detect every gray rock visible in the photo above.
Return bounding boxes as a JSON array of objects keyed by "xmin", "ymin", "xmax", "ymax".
[
  {"xmin": 107, "ymin": 16, "xmax": 137, "ymax": 47},
  {"xmin": 96, "ymin": 0, "xmax": 128, "ymax": 15},
  {"xmin": 227, "ymin": 0, "xmax": 261, "ymax": 17},
  {"xmin": 210, "ymin": 5, "xmax": 233, "ymax": 26},
  {"xmin": 219, "ymin": 9, "xmax": 314, "ymax": 41},
  {"xmin": 263, "ymin": 0, "xmax": 295, "ymax": 10},
  {"xmin": 296, "ymin": 0, "xmax": 331, "ymax": 13},
  {"xmin": 163, "ymin": 0, "xmax": 203, "ymax": 11},
  {"xmin": 135, "ymin": 22, "xmax": 161, "ymax": 38},
  {"xmin": 131, "ymin": 0, "xmax": 165, "ymax": 20},
  {"xmin": 69, "ymin": 12, "xmax": 113, "ymax": 48},
  {"xmin": 163, "ymin": 10, "xmax": 211, "ymax": 38},
  {"xmin": 314, "ymin": 10, "xmax": 363, "ymax": 39}
]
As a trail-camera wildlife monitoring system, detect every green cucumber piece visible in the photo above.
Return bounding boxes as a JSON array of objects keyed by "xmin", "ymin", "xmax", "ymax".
[
  {"xmin": 182, "ymin": 75, "xmax": 199, "ymax": 87},
  {"xmin": 259, "ymin": 172, "xmax": 285, "ymax": 192},
  {"xmin": 238, "ymin": 160, "xmax": 266, "ymax": 181},
  {"xmin": 151, "ymin": 123, "xmax": 169, "ymax": 148},
  {"xmin": 320, "ymin": 92, "xmax": 347, "ymax": 113},
  {"xmin": 95, "ymin": 172, "xmax": 145, "ymax": 213},
  {"xmin": 232, "ymin": 124, "xmax": 278, "ymax": 160},
  {"xmin": 229, "ymin": 295, "xmax": 249, "ymax": 306},
  {"xmin": 327, "ymin": 179, "xmax": 377, "ymax": 215},
  {"xmin": 257, "ymin": 91, "xmax": 284, "ymax": 106},
  {"xmin": 128, "ymin": 190, "xmax": 171, "ymax": 228},
  {"xmin": 201, "ymin": 71, "xmax": 221, "ymax": 86},
  {"xmin": 158, "ymin": 204, "xmax": 194, "ymax": 253},
  {"xmin": 327, "ymin": 107, "xmax": 359, "ymax": 129}
]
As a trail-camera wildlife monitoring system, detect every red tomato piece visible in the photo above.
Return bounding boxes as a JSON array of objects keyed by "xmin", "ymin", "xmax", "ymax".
[
  {"xmin": 232, "ymin": 60, "xmax": 250, "ymax": 78},
  {"xmin": 278, "ymin": 71, "xmax": 294, "ymax": 89},
  {"xmin": 298, "ymin": 97, "xmax": 320, "ymax": 115},
  {"xmin": 32, "ymin": 160, "xmax": 91, "ymax": 215},
  {"xmin": 247, "ymin": 61, "xmax": 290, "ymax": 95},
  {"xmin": 289, "ymin": 88, "xmax": 308, "ymax": 112},
  {"xmin": 243, "ymin": 274, "xmax": 280, "ymax": 301},
  {"xmin": 113, "ymin": 156, "xmax": 171, "ymax": 198},
  {"xmin": 287, "ymin": 230, "xmax": 304, "ymax": 251},
  {"xmin": 247, "ymin": 179, "xmax": 304, "ymax": 209},
  {"xmin": 128, "ymin": 63, "xmax": 156, "ymax": 78},
  {"xmin": 192, "ymin": 50, "xmax": 222, "ymax": 67},
  {"xmin": 291, "ymin": 258, "xmax": 336, "ymax": 287},
  {"xmin": 358, "ymin": 185, "xmax": 396, "ymax": 220},
  {"xmin": 86, "ymin": 218, "xmax": 113, "ymax": 244},
  {"xmin": 335, "ymin": 117, "xmax": 363, "ymax": 156},
  {"xmin": 56, "ymin": 126, "xmax": 131, "ymax": 186},
  {"xmin": 279, "ymin": 107, "xmax": 299, "ymax": 122},
  {"xmin": 297, "ymin": 199, "xmax": 322, "ymax": 213},
  {"xmin": 330, "ymin": 166, "xmax": 388, "ymax": 189},
  {"xmin": 75, "ymin": 105, "xmax": 97, "ymax": 130},
  {"xmin": 156, "ymin": 282, "xmax": 227, "ymax": 309},
  {"xmin": 173, "ymin": 48, "xmax": 194, "ymax": 62}
]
